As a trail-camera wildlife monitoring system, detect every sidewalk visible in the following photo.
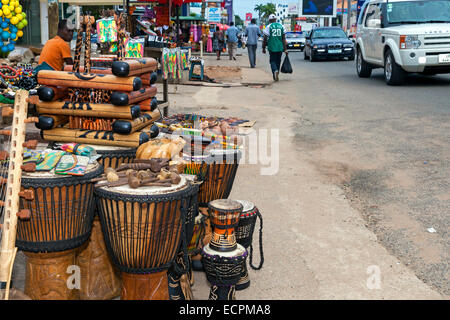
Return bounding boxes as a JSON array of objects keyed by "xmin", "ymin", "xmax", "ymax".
[{"xmin": 168, "ymin": 51, "xmax": 444, "ymax": 300}]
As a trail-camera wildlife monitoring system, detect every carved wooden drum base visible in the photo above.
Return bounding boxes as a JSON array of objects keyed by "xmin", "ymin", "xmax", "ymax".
[
  {"xmin": 24, "ymin": 249, "xmax": 79, "ymax": 300},
  {"xmin": 76, "ymin": 218, "xmax": 121, "ymax": 300},
  {"xmin": 121, "ymin": 271, "xmax": 169, "ymax": 300}
]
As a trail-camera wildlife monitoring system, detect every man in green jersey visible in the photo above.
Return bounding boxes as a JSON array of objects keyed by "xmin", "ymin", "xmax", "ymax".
[{"xmin": 262, "ymin": 14, "xmax": 288, "ymax": 81}]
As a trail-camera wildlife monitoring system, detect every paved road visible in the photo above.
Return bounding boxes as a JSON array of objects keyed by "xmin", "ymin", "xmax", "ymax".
[{"xmin": 272, "ymin": 51, "xmax": 450, "ymax": 295}]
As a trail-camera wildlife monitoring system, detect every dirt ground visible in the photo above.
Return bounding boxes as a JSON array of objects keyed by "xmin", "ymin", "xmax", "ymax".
[{"xmin": 204, "ymin": 66, "xmax": 242, "ymax": 82}]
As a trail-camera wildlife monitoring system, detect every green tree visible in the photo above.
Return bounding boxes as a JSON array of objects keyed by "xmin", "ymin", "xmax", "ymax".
[
  {"xmin": 254, "ymin": 4, "xmax": 264, "ymax": 23},
  {"xmin": 261, "ymin": 3, "xmax": 276, "ymax": 22},
  {"xmin": 255, "ymin": 3, "xmax": 277, "ymax": 24},
  {"xmin": 235, "ymin": 15, "xmax": 244, "ymax": 26}
]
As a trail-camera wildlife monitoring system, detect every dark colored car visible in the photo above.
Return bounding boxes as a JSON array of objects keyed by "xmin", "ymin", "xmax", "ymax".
[
  {"xmin": 285, "ymin": 32, "xmax": 306, "ymax": 51},
  {"xmin": 304, "ymin": 27, "xmax": 355, "ymax": 61}
]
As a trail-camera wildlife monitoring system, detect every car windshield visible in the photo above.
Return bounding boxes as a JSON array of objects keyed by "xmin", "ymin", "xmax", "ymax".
[
  {"xmin": 387, "ymin": 0, "xmax": 450, "ymax": 24},
  {"xmin": 286, "ymin": 33, "xmax": 304, "ymax": 38},
  {"xmin": 312, "ymin": 29, "xmax": 347, "ymax": 39}
]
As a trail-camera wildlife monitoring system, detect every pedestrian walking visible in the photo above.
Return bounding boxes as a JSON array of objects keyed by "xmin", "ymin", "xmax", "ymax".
[
  {"xmin": 244, "ymin": 18, "xmax": 263, "ymax": 68},
  {"xmin": 213, "ymin": 26, "xmax": 225, "ymax": 60},
  {"xmin": 262, "ymin": 14, "xmax": 288, "ymax": 81},
  {"xmin": 225, "ymin": 22, "xmax": 240, "ymax": 61}
]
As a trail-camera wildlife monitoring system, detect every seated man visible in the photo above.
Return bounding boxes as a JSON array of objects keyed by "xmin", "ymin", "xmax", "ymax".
[{"xmin": 36, "ymin": 19, "xmax": 74, "ymax": 72}]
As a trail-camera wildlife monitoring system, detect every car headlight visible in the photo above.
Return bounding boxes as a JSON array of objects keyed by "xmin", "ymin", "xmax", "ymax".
[
  {"xmin": 343, "ymin": 43, "xmax": 353, "ymax": 48},
  {"xmin": 400, "ymin": 35, "xmax": 421, "ymax": 49}
]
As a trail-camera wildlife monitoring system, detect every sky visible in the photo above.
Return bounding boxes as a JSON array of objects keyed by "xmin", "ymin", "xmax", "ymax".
[{"xmin": 234, "ymin": 0, "xmax": 294, "ymax": 19}]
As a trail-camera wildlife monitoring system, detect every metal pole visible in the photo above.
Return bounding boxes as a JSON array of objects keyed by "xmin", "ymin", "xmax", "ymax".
[
  {"xmin": 341, "ymin": 0, "xmax": 345, "ymax": 28},
  {"xmin": 347, "ymin": 0, "xmax": 351, "ymax": 33},
  {"xmin": 176, "ymin": 5, "xmax": 181, "ymax": 46}
]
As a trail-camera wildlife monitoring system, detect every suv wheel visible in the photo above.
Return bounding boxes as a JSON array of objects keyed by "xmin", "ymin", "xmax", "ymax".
[
  {"xmin": 384, "ymin": 50, "xmax": 406, "ymax": 85},
  {"xmin": 356, "ymin": 48, "xmax": 372, "ymax": 78}
]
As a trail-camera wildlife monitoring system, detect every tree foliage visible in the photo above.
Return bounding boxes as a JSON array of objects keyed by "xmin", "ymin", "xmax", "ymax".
[{"xmin": 254, "ymin": 3, "xmax": 276, "ymax": 23}]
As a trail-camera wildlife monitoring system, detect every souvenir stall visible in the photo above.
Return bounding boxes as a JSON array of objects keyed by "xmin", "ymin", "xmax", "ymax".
[{"xmin": 0, "ymin": 7, "xmax": 264, "ymax": 302}]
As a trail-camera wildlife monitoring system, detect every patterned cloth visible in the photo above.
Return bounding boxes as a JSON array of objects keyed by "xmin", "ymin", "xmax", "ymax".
[
  {"xmin": 96, "ymin": 18, "xmax": 118, "ymax": 43},
  {"xmin": 213, "ymin": 31, "xmax": 224, "ymax": 52}
]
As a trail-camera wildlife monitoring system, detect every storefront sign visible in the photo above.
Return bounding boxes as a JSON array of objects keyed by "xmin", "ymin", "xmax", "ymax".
[{"xmin": 207, "ymin": 7, "xmax": 221, "ymax": 23}]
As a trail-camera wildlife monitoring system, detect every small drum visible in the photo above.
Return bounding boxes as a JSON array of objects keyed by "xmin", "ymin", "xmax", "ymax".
[
  {"xmin": 208, "ymin": 199, "xmax": 243, "ymax": 252},
  {"xmin": 16, "ymin": 162, "xmax": 102, "ymax": 300},
  {"xmin": 95, "ymin": 176, "xmax": 197, "ymax": 300},
  {"xmin": 198, "ymin": 149, "xmax": 241, "ymax": 208},
  {"xmin": 201, "ymin": 243, "xmax": 247, "ymax": 300},
  {"xmin": 234, "ymin": 200, "xmax": 264, "ymax": 291}
]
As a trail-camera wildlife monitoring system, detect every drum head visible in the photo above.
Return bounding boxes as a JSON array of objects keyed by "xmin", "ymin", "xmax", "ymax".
[
  {"xmin": 208, "ymin": 199, "xmax": 243, "ymax": 212},
  {"xmin": 235, "ymin": 200, "xmax": 255, "ymax": 213},
  {"xmin": 202, "ymin": 243, "xmax": 246, "ymax": 258},
  {"xmin": 97, "ymin": 175, "xmax": 188, "ymax": 196}
]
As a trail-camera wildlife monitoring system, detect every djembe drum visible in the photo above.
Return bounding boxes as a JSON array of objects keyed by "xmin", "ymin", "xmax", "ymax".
[
  {"xmin": 201, "ymin": 199, "xmax": 247, "ymax": 300},
  {"xmin": 92, "ymin": 145, "xmax": 137, "ymax": 169},
  {"xmin": 234, "ymin": 200, "xmax": 264, "ymax": 291},
  {"xmin": 167, "ymin": 180, "xmax": 199, "ymax": 300},
  {"xmin": 16, "ymin": 162, "xmax": 102, "ymax": 300},
  {"xmin": 95, "ymin": 176, "xmax": 197, "ymax": 300},
  {"xmin": 191, "ymin": 149, "xmax": 241, "ymax": 271},
  {"xmin": 76, "ymin": 144, "xmax": 136, "ymax": 300},
  {"xmin": 208, "ymin": 199, "xmax": 242, "ymax": 252},
  {"xmin": 197, "ymin": 149, "xmax": 241, "ymax": 208},
  {"xmin": 201, "ymin": 243, "xmax": 247, "ymax": 300},
  {"xmin": 182, "ymin": 151, "xmax": 211, "ymax": 274}
]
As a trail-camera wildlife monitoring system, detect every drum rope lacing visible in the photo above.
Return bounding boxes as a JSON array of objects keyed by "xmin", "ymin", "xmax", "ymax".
[
  {"xmin": 249, "ymin": 209, "xmax": 264, "ymax": 270},
  {"xmin": 15, "ymin": 165, "xmax": 104, "ymax": 252},
  {"xmin": 95, "ymin": 182, "xmax": 198, "ymax": 275}
]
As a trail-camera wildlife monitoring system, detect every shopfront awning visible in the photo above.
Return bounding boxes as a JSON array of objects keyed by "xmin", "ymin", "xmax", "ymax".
[
  {"xmin": 57, "ymin": 0, "xmax": 125, "ymax": 4},
  {"xmin": 57, "ymin": 0, "xmax": 204, "ymax": 6}
]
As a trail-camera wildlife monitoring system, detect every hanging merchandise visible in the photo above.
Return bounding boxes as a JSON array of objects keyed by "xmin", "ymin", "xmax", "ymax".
[
  {"xmin": 0, "ymin": 0, "xmax": 27, "ymax": 55},
  {"xmin": 108, "ymin": 42, "xmax": 118, "ymax": 53},
  {"xmin": 161, "ymin": 47, "xmax": 188, "ymax": 81},
  {"xmin": 207, "ymin": 29, "xmax": 213, "ymax": 53},
  {"xmin": 193, "ymin": 23, "xmax": 198, "ymax": 43},
  {"xmin": 125, "ymin": 38, "xmax": 145, "ymax": 58},
  {"xmin": 96, "ymin": 18, "xmax": 117, "ymax": 43}
]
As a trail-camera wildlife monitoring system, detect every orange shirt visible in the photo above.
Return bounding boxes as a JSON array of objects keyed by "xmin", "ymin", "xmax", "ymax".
[{"xmin": 39, "ymin": 36, "xmax": 72, "ymax": 71}]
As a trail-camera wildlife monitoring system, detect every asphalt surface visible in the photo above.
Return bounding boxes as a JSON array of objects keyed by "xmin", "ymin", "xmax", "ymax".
[{"xmin": 274, "ymin": 50, "xmax": 450, "ymax": 295}]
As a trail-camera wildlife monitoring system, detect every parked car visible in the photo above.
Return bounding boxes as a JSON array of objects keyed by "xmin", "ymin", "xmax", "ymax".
[
  {"xmin": 356, "ymin": 0, "xmax": 450, "ymax": 85},
  {"xmin": 285, "ymin": 32, "xmax": 306, "ymax": 51},
  {"xmin": 304, "ymin": 27, "xmax": 355, "ymax": 61}
]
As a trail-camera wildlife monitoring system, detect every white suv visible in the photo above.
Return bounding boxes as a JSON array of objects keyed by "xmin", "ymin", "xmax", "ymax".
[{"xmin": 356, "ymin": 0, "xmax": 450, "ymax": 85}]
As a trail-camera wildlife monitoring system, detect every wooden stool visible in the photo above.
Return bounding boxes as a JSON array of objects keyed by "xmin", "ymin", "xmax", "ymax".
[{"xmin": 189, "ymin": 60, "xmax": 204, "ymax": 81}]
